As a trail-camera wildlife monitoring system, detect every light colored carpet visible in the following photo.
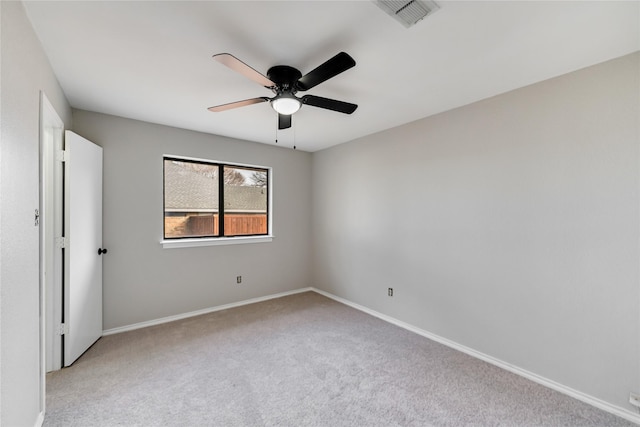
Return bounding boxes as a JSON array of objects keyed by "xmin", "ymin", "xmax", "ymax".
[{"xmin": 44, "ymin": 291, "xmax": 634, "ymax": 426}]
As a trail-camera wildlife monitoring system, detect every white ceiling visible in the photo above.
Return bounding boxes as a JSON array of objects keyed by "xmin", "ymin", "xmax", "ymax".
[{"xmin": 24, "ymin": 1, "xmax": 639, "ymax": 152}]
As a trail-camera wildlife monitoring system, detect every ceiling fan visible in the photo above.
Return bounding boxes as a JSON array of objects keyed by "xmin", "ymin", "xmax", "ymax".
[{"xmin": 208, "ymin": 52, "xmax": 358, "ymax": 130}]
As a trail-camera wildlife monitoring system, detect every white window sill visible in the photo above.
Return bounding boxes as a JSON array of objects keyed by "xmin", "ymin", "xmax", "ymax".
[{"xmin": 161, "ymin": 235, "xmax": 273, "ymax": 249}]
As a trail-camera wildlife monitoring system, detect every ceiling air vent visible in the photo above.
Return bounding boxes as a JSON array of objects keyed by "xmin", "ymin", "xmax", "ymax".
[{"xmin": 374, "ymin": 0, "xmax": 440, "ymax": 28}]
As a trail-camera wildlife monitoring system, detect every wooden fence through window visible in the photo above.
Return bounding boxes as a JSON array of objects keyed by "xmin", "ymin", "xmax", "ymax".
[{"xmin": 165, "ymin": 214, "xmax": 267, "ymax": 238}]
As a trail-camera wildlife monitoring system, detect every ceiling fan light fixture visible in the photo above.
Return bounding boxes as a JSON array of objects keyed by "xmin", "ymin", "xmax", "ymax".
[
  {"xmin": 271, "ymin": 95, "xmax": 301, "ymax": 115},
  {"xmin": 209, "ymin": 52, "xmax": 358, "ymax": 131}
]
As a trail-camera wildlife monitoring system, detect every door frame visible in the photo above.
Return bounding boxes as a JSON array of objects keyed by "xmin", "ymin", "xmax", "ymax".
[{"xmin": 39, "ymin": 91, "xmax": 64, "ymax": 415}]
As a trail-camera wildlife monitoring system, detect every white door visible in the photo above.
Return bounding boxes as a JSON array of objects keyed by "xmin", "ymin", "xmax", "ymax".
[{"xmin": 64, "ymin": 131, "xmax": 103, "ymax": 366}]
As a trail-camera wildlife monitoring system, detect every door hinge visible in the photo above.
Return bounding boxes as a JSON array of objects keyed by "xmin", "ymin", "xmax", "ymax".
[
  {"xmin": 56, "ymin": 150, "xmax": 67, "ymax": 162},
  {"xmin": 55, "ymin": 236, "xmax": 68, "ymax": 249},
  {"xmin": 56, "ymin": 324, "xmax": 68, "ymax": 336}
]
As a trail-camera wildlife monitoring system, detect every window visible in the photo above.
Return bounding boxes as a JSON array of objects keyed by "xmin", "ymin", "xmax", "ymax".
[{"xmin": 163, "ymin": 156, "xmax": 269, "ymax": 240}]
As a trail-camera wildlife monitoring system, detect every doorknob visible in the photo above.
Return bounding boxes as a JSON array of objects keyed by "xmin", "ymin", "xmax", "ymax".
[{"xmin": 98, "ymin": 248, "xmax": 108, "ymax": 255}]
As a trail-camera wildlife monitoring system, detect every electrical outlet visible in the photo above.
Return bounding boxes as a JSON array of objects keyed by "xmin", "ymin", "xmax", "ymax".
[
  {"xmin": 630, "ymin": 392, "xmax": 640, "ymax": 408},
  {"xmin": 236, "ymin": 276, "xmax": 242, "ymax": 284},
  {"xmin": 388, "ymin": 288, "xmax": 393, "ymax": 297}
]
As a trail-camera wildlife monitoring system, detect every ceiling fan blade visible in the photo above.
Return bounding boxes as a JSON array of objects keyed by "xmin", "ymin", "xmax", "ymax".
[
  {"xmin": 213, "ymin": 53, "xmax": 275, "ymax": 88},
  {"xmin": 296, "ymin": 52, "xmax": 356, "ymax": 91},
  {"xmin": 278, "ymin": 113, "xmax": 292, "ymax": 130},
  {"xmin": 208, "ymin": 97, "xmax": 269, "ymax": 112},
  {"xmin": 301, "ymin": 95, "xmax": 358, "ymax": 114}
]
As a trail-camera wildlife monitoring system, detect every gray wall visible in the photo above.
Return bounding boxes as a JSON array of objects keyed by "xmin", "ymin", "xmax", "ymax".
[
  {"xmin": 0, "ymin": 1, "xmax": 72, "ymax": 425},
  {"xmin": 72, "ymin": 110, "xmax": 312, "ymax": 330},
  {"xmin": 312, "ymin": 53, "xmax": 640, "ymax": 412}
]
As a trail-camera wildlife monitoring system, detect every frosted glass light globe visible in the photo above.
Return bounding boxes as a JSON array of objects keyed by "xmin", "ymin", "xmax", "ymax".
[{"xmin": 272, "ymin": 97, "xmax": 301, "ymax": 115}]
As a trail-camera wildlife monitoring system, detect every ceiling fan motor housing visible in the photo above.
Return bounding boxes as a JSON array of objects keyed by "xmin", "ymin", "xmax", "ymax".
[{"xmin": 267, "ymin": 65, "xmax": 302, "ymax": 93}]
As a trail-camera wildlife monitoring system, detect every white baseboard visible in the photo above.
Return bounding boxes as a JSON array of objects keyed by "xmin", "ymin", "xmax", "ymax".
[
  {"xmin": 311, "ymin": 287, "xmax": 640, "ymax": 426},
  {"xmin": 34, "ymin": 411, "xmax": 44, "ymax": 427},
  {"xmin": 102, "ymin": 287, "xmax": 313, "ymax": 336},
  {"xmin": 100, "ymin": 286, "xmax": 639, "ymax": 425}
]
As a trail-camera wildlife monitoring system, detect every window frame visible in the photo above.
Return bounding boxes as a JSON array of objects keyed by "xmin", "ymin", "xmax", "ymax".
[{"xmin": 161, "ymin": 155, "xmax": 273, "ymax": 249}]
